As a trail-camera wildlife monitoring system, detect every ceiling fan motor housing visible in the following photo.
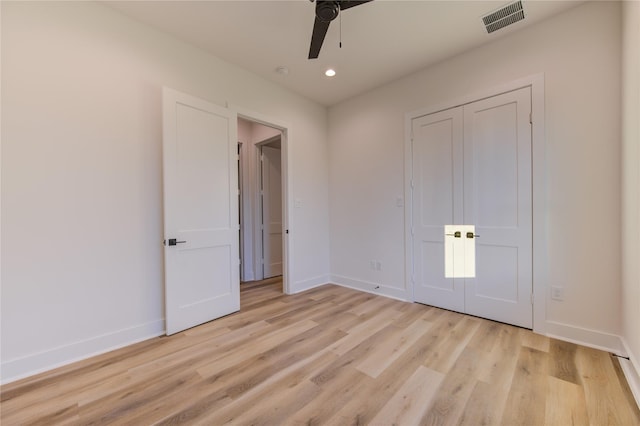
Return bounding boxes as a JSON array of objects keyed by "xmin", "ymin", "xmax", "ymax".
[
  {"xmin": 316, "ymin": 1, "xmax": 340, "ymax": 22},
  {"xmin": 309, "ymin": 0, "xmax": 371, "ymax": 59}
]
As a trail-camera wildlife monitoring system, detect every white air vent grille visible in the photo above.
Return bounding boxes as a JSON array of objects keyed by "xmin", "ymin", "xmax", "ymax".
[{"xmin": 482, "ymin": 1, "xmax": 525, "ymax": 34}]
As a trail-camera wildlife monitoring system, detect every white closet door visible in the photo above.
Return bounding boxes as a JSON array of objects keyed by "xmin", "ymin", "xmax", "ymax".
[
  {"xmin": 412, "ymin": 87, "xmax": 533, "ymax": 329},
  {"xmin": 412, "ymin": 107, "xmax": 464, "ymax": 312},
  {"xmin": 162, "ymin": 88, "xmax": 240, "ymax": 335},
  {"xmin": 463, "ymin": 87, "xmax": 532, "ymax": 328}
]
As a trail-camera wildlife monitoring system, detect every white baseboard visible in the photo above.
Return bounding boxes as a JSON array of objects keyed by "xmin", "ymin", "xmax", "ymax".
[
  {"xmin": 330, "ymin": 274, "xmax": 410, "ymax": 302},
  {"xmin": 0, "ymin": 319, "xmax": 165, "ymax": 385},
  {"xmin": 620, "ymin": 338, "xmax": 640, "ymax": 409},
  {"xmin": 545, "ymin": 320, "xmax": 625, "ymax": 355},
  {"xmin": 289, "ymin": 274, "xmax": 331, "ymax": 294}
]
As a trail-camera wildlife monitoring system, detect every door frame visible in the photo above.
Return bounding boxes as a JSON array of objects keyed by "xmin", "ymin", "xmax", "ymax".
[
  {"xmin": 230, "ymin": 104, "xmax": 292, "ymax": 295},
  {"xmin": 404, "ymin": 74, "xmax": 547, "ymax": 334},
  {"xmin": 237, "ymin": 142, "xmax": 246, "ymax": 282}
]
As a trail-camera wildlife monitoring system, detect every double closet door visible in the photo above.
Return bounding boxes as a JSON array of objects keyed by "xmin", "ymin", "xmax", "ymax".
[{"xmin": 411, "ymin": 87, "xmax": 533, "ymax": 328}]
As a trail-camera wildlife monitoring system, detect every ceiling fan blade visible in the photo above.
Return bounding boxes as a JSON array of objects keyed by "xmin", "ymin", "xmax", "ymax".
[
  {"xmin": 338, "ymin": 0, "xmax": 373, "ymax": 11},
  {"xmin": 308, "ymin": 16, "xmax": 331, "ymax": 59}
]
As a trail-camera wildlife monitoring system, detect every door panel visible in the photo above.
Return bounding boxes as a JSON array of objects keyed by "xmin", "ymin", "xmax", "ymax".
[
  {"xmin": 421, "ymin": 241, "xmax": 451, "ymax": 289},
  {"xmin": 175, "ymin": 246, "xmax": 231, "ymax": 306},
  {"xmin": 176, "ymin": 104, "xmax": 231, "ymax": 229},
  {"xmin": 163, "ymin": 88, "xmax": 239, "ymax": 335},
  {"xmin": 412, "ymin": 107, "xmax": 464, "ymax": 312},
  {"xmin": 464, "ymin": 87, "xmax": 532, "ymax": 328},
  {"xmin": 474, "ymin": 245, "xmax": 518, "ymax": 301},
  {"xmin": 470, "ymin": 102, "xmax": 519, "ymax": 228}
]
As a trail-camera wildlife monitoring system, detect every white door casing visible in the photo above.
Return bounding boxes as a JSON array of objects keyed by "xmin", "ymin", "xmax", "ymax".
[
  {"xmin": 411, "ymin": 86, "xmax": 533, "ymax": 329},
  {"xmin": 261, "ymin": 144, "xmax": 283, "ymax": 278},
  {"xmin": 231, "ymin": 105, "xmax": 292, "ymax": 294},
  {"xmin": 162, "ymin": 88, "xmax": 240, "ymax": 335}
]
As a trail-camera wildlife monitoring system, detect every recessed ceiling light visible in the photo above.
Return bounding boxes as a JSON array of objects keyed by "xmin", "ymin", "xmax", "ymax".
[
  {"xmin": 275, "ymin": 66, "xmax": 289, "ymax": 75},
  {"xmin": 325, "ymin": 69, "xmax": 336, "ymax": 77}
]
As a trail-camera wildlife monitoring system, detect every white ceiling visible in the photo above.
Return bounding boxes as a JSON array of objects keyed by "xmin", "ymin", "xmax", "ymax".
[{"xmin": 106, "ymin": 0, "xmax": 583, "ymax": 106}]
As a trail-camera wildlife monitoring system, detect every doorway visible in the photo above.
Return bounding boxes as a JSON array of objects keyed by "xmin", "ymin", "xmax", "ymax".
[{"xmin": 237, "ymin": 116, "xmax": 287, "ymax": 290}]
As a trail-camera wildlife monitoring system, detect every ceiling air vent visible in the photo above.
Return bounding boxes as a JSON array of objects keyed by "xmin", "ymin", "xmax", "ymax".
[{"xmin": 482, "ymin": 0, "xmax": 525, "ymax": 34}]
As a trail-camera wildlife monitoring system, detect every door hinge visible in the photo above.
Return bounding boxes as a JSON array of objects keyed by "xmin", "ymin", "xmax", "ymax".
[
  {"xmin": 531, "ymin": 293, "xmax": 534, "ymax": 305},
  {"xmin": 529, "ymin": 112, "xmax": 532, "ymax": 124}
]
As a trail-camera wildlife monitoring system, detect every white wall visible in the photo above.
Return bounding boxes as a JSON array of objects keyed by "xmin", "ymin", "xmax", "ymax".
[
  {"xmin": 238, "ymin": 117, "xmax": 252, "ymax": 147},
  {"xmin": 622, "ymin": 0, "xmax": 640, "ymax": 396},
  {"xmin": 0, "ymin": 1, "xmax": 330, "ymax": 383},
  {"xmin": 329, "ymin": 1, "xmax": 623, "ymax": 349}
]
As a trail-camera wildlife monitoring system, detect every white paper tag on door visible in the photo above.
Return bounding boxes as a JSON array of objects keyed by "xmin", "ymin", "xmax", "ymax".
[
  {"xmin": 444, "ymin": 225, "xmax": 475, "ymax": 278},
  {"xmin": 463, "ymin": 225, "xmax": 476, "ymax": 278}
]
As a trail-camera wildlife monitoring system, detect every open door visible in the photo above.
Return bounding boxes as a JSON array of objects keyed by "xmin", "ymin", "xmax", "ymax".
[
  {"xmin": 261, "ymin": 143, "xmax": 283, "ymax": 278},
  {"xmin": 162, "ymin": 88, "xmax": 239, "ymax": 335}
]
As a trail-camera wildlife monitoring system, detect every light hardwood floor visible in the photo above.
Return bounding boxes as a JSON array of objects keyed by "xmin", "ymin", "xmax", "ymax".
[{"xmin": 2, "ymin": 279, "xmax": 639, "ymax": 425}]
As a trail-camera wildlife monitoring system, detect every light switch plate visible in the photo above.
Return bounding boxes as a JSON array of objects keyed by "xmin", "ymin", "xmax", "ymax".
[{"xmin": 551, "ymin": 286, "xmax": 564, "ymax": 301}]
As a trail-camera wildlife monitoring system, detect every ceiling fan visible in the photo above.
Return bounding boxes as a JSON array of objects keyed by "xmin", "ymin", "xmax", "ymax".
[{"xmin": 308, "ymin": 0, "xmax": 373, "ymax": 59}]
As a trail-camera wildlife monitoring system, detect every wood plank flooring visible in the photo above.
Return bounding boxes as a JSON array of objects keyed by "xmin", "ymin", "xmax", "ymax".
[{"xmin": 2, "ymin": 279, "xmax": 639, "ymax": 425}]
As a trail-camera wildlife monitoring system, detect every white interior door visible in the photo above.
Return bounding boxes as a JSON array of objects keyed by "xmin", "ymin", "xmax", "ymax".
[
  {"xmin": 412, "ymin": 107, "xmax": 464, "ymax": 312},
  {"xmin": 463, "ymin": 87, "xmax": 532, "ymax": 328},
  {"xmin": 412, "ymin": 87, "xmax": 532, "ymax": 328},
  {"xmin": 162, "ymin": 88, "xmax": 239, "ymax": 335},
  {"xmin": 261, "ymin": 144, "xmax": 283, "ymax": 278}
]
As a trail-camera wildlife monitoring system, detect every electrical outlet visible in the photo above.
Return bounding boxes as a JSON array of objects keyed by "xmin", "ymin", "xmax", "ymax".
[
  {"xmin": 370, "ymin": 260, "xmax": 376, "ymax": 270},
  {"xmin": 551, "ymin": 286, "xmax": 564, "ymax": 301},
  {"xmin": 375, "ymin": 261, "xmax": 382, "ymax": 271}
]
